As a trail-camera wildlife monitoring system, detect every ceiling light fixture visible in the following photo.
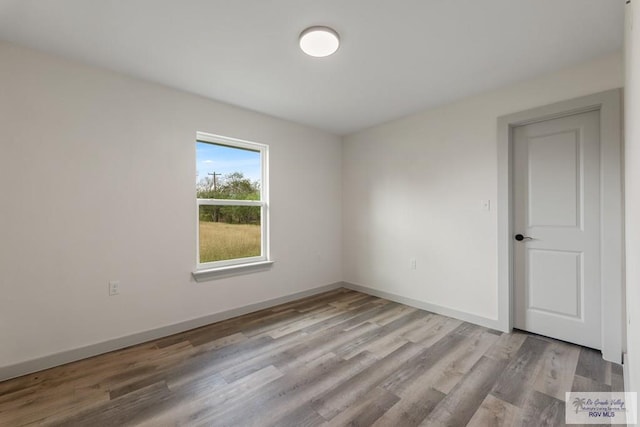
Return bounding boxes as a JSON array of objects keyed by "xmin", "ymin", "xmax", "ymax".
[{"xmin": 299, "ymin": 26, "xmax": 340, "ymax": 57}]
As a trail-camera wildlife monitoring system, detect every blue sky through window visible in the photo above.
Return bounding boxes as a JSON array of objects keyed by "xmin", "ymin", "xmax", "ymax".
[{"xmin": 196, "ymin": 142, "xmax": 261, "ymax": 185}]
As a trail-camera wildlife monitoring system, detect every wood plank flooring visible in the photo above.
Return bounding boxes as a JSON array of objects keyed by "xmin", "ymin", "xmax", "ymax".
[{"xmin": 0, "ymin": 288, "xmax": 625, "ymax": 426}]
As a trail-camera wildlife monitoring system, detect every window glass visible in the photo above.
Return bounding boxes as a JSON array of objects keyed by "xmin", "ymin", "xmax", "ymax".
[{"xmin": 196, "ymin": 142, "xmax": 261, "ymax": 200}]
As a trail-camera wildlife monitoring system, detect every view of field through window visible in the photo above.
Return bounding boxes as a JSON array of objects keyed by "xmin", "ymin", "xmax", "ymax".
[{"xmin": 197, "ymin": 141, "xmax": 262, "ymax": 264}]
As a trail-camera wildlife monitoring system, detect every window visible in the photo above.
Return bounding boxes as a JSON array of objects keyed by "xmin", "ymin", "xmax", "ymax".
[{"xmin": 195, "ymin": 132, "xmax": 269, "ymax": 272}]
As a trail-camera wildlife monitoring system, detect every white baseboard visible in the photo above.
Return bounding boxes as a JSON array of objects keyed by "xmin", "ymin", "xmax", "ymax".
[
  {"xmin": 0, "ymin": 282, "xmax": 343, "ymax": 382},
  {"xmin": 343, "ymin": 282, "xmax": 502, "ymax": 331}
]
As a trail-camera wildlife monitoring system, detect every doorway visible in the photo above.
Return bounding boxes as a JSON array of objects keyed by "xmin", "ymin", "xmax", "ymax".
[
  {"xmin": 497, "ymin": 89, "xmax": 623, "ymax": 362},
  {"xmin": 513, "ymin": 110, "xmax": 601, "ymax": 348}
]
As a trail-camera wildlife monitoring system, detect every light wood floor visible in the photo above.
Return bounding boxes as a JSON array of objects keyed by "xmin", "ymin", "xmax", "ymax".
[{"xmin": 0, "ymin": 288, "xmax": 624, "ymax": 426}]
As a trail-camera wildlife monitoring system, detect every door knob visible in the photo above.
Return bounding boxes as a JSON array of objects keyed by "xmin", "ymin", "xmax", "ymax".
[{"xmin": 514, "ymin": 234, "xmax": 533, "ymax": 241}]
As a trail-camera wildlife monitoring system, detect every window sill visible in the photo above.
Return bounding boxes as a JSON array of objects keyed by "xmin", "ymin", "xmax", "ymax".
[{"xmin": 192, "ymin": 260, "xmax": 274, "ymax": 282}]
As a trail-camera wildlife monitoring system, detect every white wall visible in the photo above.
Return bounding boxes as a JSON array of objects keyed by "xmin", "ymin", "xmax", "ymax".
[
  {"xmin": 625, "ymin": 0, "xmax": 640, "ymax": 411},
  {"xmin": 343, "ymin": 52, "xmax": 623, "ymax": 328},
  {"xmin": 0, "ymin": 42, "xmax": 343, "ymax": 373}
]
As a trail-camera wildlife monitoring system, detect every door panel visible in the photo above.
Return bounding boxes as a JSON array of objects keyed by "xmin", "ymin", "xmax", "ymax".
[
  {"xmin": 528, "ymin": 249, "xmax": 581, "ymax": 319},
  {"xmin": 527, "ymin": 130, "xmax": 579, "ymax": 228},
  {"xmin": 513, "ymin": 110, "xmax": 600, "ymax": 349}
]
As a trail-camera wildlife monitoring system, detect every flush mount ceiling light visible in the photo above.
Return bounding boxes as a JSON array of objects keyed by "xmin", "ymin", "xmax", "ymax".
[{"xmin": 299, "ymin": 26, "xmax": 340, "ymax": 57}]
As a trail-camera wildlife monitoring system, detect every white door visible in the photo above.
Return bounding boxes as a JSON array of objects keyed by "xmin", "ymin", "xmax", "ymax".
[{"xmin": 513, "ymin": 110, "xmax": 601, "ymax": 349}]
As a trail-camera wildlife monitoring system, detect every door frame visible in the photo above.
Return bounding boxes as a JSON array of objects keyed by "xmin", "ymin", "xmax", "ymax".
[{"xmin": 497, "ymin": 89, "xmax": 624, "ymax": 363}]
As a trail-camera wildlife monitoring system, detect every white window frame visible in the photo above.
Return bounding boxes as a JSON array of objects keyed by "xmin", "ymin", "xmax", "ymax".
[{"xmin": 195, "ymin": 132, "xmax": 269, "ymax": 273}]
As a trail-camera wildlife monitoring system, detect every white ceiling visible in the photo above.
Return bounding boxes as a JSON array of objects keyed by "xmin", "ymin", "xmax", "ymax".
[{"xmin": 0, "ymin": 0, "xmax": 625, "ymax": 135}]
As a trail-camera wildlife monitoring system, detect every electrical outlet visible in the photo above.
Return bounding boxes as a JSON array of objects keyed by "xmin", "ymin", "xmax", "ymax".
[
  {"xmin": 109, "ymin": 280, "xmax": 120, "ymax": 296},
  {"xmin": 410, "ymin": 258, "xmax": 417, "ymax": 270},
  {"xmin": 480, "ymin": 200, "xmax": 491, "ymax": 211}
]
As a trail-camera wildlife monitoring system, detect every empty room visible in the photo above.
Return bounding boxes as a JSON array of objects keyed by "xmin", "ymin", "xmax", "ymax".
[{"xmin": 1, "ymin": 1, "xmax": 639, "ymax": 426}]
